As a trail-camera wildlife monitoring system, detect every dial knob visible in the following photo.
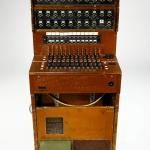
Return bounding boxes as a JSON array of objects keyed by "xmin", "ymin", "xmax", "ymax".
[
  {"xmin": 68, "ymin": 11, "xmax": 73, "ymax": 17},
  {"xmin": 61, "ymin": 20, "xmax": 66, "ymax": 27},
  {"xmin": 46, "ymin": 20, "xmax": 51, "ymax": 27},
  {"xmin": 53, "ymin": 11, "xmax": 58, "ymax": 18},
  {"xmin": 84, "ymin": 20, "xmax": 90, "ymax": 27},
  {"xmin": 37, "ymin": 11, "xmax": 43, "ymax": 17},
  {"xmin": 45, "ymin": 11, "xmax": 51, "ymax": 17},
  {"xmin": 92, "ymin": 10, "xmax": 97, "ymax": 18},
  {"xmin": 99, "ymin": 10, "xmax": 105, "ymax": 17},
  {"xmin": 107, "ymin": 10, "xmax": 112, "ymax": 17},
  {"xmin": 104, "ymin": 54, "xmax": 114, "ymax": 59},
  {"xmin": 77, "ymin": 20, "xmax": 82, "ymax": 27},
  {"xmin": 61, "ymin": 11, "xmax": 65, "ymax": 17},
  {"xmin": 38, "ymin": 20, "xmax": 43, "ymax": 27},
  {"xmin": 92, "ymin": 20, "xmax": 97, "ymax": 27},
  {"xmin": 106, "ymin": 20, "xmax": 112, "ymax": 28},
  {"xmin": 53, "ymin": 20, "xmax": 59, "ymax": 28},
  {"xmin": 77, "ymin": 11, "xmax": 82, "ymax": 17},
  {"xmin": 68, "ymin": 20, "xmax": 73, "ymax": 27},
  {"xmin": 108, "ymin": 81, "xmax": 114, "ymax": 87},
  {"xmin": 84, "ymin": 11, "xmax": 90, "ymax": 17}
]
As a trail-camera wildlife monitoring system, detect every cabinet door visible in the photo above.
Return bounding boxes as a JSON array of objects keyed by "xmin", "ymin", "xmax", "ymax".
[{"xmin": 36, "ymin": 107, "xmax": 114, "ymax": 140}]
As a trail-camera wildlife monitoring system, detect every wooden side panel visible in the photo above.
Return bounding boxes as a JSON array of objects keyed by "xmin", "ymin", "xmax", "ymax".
[
  {"xmin": 36, "ymin": 107, "xmax": 114, "ymax": 140},
  {"xmin": 31, "ymin": 95, "xmax": 39, "ymax": 150},
  {"xmin": 112, "ymin": 94, "xmax": 120, "ymax": 150}
]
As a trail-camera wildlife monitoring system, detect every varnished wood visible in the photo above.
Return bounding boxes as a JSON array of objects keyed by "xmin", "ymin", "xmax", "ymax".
[
  {"xmin": 112, "ymin": 94, "xmax": 120, "ymax": 150},
  {"xmin": 29, "ymin": 56, "xmax": 121, "ymax": 94},
  {"xmin": 31, "ymin": 95, "xmax": 39, "ymax": 150},
  {"xmin": 30, "ymin": 73, "xmax": 121, "ymax": 94},
  {"xmin": 73, "ymin": 140, "xmax": 112, "ymax": 150},
  {"xmin": 36, "ymin": 107, "xmax": 114, "ymax": 140},
  {"xmin": 29, "ymin": 1, "xmax": 121, "ymax": 150}
]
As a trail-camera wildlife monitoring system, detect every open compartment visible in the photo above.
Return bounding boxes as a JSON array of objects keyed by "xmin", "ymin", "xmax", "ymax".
[
  {"xmin": 73, "ymin": 140, "xmax": 111, "ymax": 150},
  {"xmin": 39, "ymin": 140, "xmax": 72, "ymax": 150},
  {"xmin": 34, "ymin": 93, "xmax": 115, "ymax": 141},
  {"xmin": 35, "ymin": 93, "xmax": 115, "ymax": 107},
  {"xmin": 39, "ymin": 140, "xmax": 111, "ymax": 150}
]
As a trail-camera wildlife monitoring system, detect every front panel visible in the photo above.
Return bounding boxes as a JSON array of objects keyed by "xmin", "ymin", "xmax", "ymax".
[
  {"xmin": 36, "ymin": 107, "xmax": 114, "ymax": 140},
  {"xmin": 34, "ymin": 8, "xmax": 115, "ymax": 30},
  {"xmin": 33, "ymin": 30, "xmax": 117, "ymax": 55},
  {"xmin": 30, "ymin": 74, "xmax": 121, "ymax": 93}
]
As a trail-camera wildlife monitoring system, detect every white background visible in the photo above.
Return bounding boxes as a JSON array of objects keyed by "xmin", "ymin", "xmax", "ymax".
[{"xmin": 0, "ymin": 0, "xmax": 150, "ymax": 150}]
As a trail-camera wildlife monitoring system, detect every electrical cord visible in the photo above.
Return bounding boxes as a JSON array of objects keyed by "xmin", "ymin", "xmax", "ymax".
[
  {"xmin": 48, "ymin": 94, "xmax": 104, "ymax": 107},
  {"xmin": 29, "ymin": 104, "xmax": 32, "ymax": 113}
]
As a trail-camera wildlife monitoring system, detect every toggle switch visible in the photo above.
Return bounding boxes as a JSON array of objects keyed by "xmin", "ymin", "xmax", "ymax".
[{"xmin": 68, "ymin": 11, "xmax": 73, "ymax": 17}]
